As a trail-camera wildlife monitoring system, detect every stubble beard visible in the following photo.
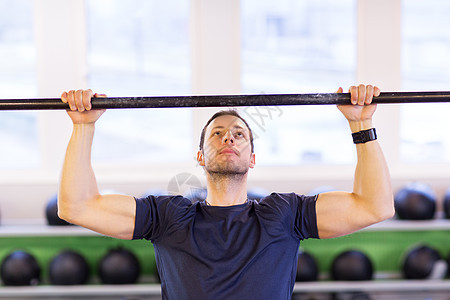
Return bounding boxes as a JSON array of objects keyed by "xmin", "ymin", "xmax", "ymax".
[{"xmin": 205, "ymin": 160, "xmax": 249, "ymax": 182}]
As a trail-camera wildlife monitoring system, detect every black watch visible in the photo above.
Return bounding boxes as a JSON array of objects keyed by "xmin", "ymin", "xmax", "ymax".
[{"xmin": 352, "ymin": 128, "xmax": 377, "ymax": 144}]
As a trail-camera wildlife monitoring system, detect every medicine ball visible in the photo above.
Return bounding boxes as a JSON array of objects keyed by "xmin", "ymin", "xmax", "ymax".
[
  {"xmin": 394, "ymin": 183, "xmax": 436, "ymax": 220},
  {"xmin": 247, "ymin": 187, "xmax": 269, "ymax": 201},
  {"xmin": 402, "ymin": 245, "xmax": 441, "ymax": 279},
  {"xmin": 447, "ymin": 252, "xmax": 450, "ymax": 278},
  {"xmin": 45, "ymin": 195, "xmax": 72, "ymax": 226},
  {"xmin": 331, "ymin": 250, "xmax": 373, "ymax": 281},
  {"xmin": 98, "ymin": 248, "xmax": 140, "ymax": 284},
  {"xmin": 49, "ymin": 250, "xmax": 90, "ymax": 285},
  {"xmin": 296, "ymin": 250, "xmax": 318, "ymax": 282},
  {"xmin": 443, "ymin": 189, "xmax": 450, "ymax": 219},
  {"xmin": 1, "ymin": 250, "xmax": 40, "ymax": 286}
]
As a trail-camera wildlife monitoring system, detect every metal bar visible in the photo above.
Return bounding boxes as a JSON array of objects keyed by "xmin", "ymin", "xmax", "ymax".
[{"xmin": 1, "ymin": 91, "xmax": 450, "ymax": 110}]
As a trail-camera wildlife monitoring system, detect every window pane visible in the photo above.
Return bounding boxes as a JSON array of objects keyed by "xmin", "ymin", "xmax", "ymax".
[
  {"xmin": 86, "ymin": 0, "xmax": 192, "ymax": 164},
  {"xmin": 241, "ymin": 0, "xmax": 357, "ymax": 165},
  {"xmin": 400, "ymin": 0, "xmax": 450, "ymax": 163},
  {"xmin": 0, "ymin": 0, "xmax": 39, "ymax": 169}
]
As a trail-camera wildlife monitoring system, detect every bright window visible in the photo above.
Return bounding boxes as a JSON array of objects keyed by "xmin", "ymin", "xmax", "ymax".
[
  {"xmin": 0, "ymin": 0, "xmax": 39, "ymax": 169},
  {"xmin": 86, "ymin": 0, "xmax": 192, "ymax": 164},
  {"xmin": 400, "ymin": 0, "xmax": 450, "ymax": 163},
  {"xmin": 241, "ymin": 0, "xmax": 357, "ymax": 165}
]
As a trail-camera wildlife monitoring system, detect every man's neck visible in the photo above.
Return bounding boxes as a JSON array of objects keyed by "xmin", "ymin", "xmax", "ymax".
[{"xmin": 205, "ymin": 172, "xmax": 248, "ymax": 206}]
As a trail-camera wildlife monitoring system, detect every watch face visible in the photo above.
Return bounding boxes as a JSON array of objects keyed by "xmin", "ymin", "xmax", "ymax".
[
  {"xmin": 362, "ymin": 131, "xmax": 370, "ymax": 140},
  {"xmin": 352, "ymin": 129, "xmax": 376, "ymax": 144}
]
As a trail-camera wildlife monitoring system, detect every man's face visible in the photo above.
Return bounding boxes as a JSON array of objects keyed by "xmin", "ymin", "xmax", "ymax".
[{"xmin": 197, "ymin": 114, "xmax": 255, "ymax": 175}]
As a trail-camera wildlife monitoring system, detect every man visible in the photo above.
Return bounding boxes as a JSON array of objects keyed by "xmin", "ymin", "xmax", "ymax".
[{"xmin": 58, "ymin": 85, "xmax": 394, "ymax": 299}]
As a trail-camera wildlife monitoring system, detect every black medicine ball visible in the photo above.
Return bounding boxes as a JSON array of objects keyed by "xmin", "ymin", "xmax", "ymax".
[
  {"xmin": 296, "ymin": 251, "xmax": 319, "ymax": 281},
  {"xmin": 45, "ymin": 195, "xmax": 72, "ymax": 226},
  {"xmin": 331, "ymin": 250, "xmax": 373, "ymax": 281},
  {"xmin": 402, "ymin": 245, "xmax": 441, "ymax": 279},
  {"xmin": 98, "ymin": 248, "xmax": 140, "ymax": 284},
  {"xmin": 443, "ymin": 189, "xmax": 450, "ymax": 219},
  {"xmin": 49, "ymin": 250, "xmax": 90, "ymax": 285},
  {"xmin": 1, "ymin": 250, "xmax": 41, "ymax": 286},
  {"xmin": 447, "ymin": 252, "xmax": 450, "ymax": 278},
  {"xmin": 394, "ymin": 183, "xmax": 436, "ymax": 220}
]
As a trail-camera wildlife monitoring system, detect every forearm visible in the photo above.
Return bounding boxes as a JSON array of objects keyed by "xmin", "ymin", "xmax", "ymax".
[
  {"xmin": 350, "ymin": 120, "xmax": 394, "ymax": 221},
  {"xmin": 58, "ymin": 123, "xmax": 100, "ymax": 221}
]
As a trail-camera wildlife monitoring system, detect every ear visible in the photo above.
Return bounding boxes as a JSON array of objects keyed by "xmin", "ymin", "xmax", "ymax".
[
  {"xmin": 249, "ymin": 153, "xmax": 256, "ymax": 169},
  {"xmin": 197, "ymin": 150, "xmax": 205, "ymax": 166}
]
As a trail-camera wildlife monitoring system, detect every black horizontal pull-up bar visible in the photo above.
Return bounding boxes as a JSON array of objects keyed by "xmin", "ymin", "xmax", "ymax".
[{"xmin": 0, "ymin": 91, "xmax": 450, "ymax": 110}]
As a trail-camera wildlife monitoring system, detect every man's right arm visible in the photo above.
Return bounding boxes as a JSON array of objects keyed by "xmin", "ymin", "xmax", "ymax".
[{"xmin": 58, "ymin": 89, "xmax": 136, "ymax": 240}]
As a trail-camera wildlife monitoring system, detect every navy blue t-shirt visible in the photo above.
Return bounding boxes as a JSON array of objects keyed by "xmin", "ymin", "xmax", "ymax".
[{"xmin": 133, "ymin": 192, "xmax": 318, "ymax": 300}]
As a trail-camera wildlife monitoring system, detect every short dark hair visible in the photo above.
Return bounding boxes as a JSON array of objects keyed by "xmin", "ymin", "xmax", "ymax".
[{"xmin": 199, "ymin": 110, "xmax": 254, "ymax": 153}]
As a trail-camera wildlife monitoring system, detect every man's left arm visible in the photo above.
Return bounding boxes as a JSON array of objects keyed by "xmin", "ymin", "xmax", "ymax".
[{"xmin": 315, "ymin": 84, "xmax": 395, "ymax": 239}]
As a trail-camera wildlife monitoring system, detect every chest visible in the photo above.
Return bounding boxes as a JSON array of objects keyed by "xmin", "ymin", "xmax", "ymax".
[{"xmin": 162, "ymin": 207, "xmax": 294, "ymax": 260}]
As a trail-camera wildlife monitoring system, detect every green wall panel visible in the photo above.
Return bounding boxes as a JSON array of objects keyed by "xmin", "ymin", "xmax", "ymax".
[
  {"xmin": 300, "ymin": 229, "xmax": 450, "ymax": 275},
  {"xmin": 0, "ymin": 228, "xmax": 448, "ymax": 284},
  {"xmin": 0, "ymin": 235, "xmax": 155, "ymax": 284}
]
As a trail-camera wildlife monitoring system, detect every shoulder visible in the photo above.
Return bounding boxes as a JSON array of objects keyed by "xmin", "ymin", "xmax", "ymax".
[
  {"xmin": 258, "ymin": 193, "xmax": 319, "ymax": 240},
  {"xmin": 258, "ymin": 192, "xmax": 317, "ymax": 209},
  {"xmin": 135, "ymin": 195, "xmax": 200, "ymax": 226},
  {"xmin": 133, "ymin": 195, "xmax": 198, "ymax": 241},
  {"xmin": 136, "ymin": 195, "xmax": 195, "ymax": 215},
  {"xmin": 256, "ymin": 192, "xmax": 318, "ymax": 225}
]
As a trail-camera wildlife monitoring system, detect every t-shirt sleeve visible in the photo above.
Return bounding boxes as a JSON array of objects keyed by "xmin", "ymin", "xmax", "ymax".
[
  {"xmin": 259, "ymin": 192, "xmax": 319, "ymax": 240},
  {"xmin": 132, "ymin": 195, "xmax": 191, "ymax": 241},
  {"xmin": 133, "ymin": 196, "xmax": 154, "ymax": 240},
  {"xmin": 288, "ymin": 193, "xmax": 319, "ymax": 240}
]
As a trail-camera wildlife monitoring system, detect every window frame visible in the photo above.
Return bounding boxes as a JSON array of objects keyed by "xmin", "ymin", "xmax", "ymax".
[{"xmin": 1, "ymin": 0, "xmax": 450, "ymax": 185}]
